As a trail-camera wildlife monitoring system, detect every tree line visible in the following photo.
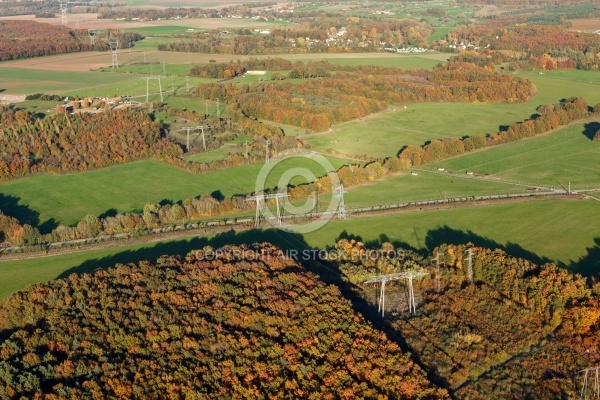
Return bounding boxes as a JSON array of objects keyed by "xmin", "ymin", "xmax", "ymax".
[
  {"xmin": 0, "ymin": 20, "xmax": 144, "ymax": 61},
  {"xmin": 193, "ymin": 61, "xmax": 536, "ymax": 132},
  {"xmin": 0, "ymin": 107, "xmax": 182, "ymax": 181},
  {"xmin": 441, "ymin": 24, "xmax": 600, "ymax": 71}
]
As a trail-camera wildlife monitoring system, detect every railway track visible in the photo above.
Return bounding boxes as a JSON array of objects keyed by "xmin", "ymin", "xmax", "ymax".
[{"xmin": 0, "ymin": 190, "xmax": 579, "ymax": 262}]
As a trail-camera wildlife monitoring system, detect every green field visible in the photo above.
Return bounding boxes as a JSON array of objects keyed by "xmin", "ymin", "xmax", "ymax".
[
  {"xmin": 1, "ymin": 199, "xmax": 598, "ymax": 301},
  {"xmin": 307, "ymin": 70, "xmax": 600, "ymax": 158},
  {"xmin": 0, "ymin": 156, "xmax": 349, "ymax": 227},
  {"xmin": 520, "ymin": 70, "xmax": 600, "ymax": 105},
  {"xmin": 184, "ymin": 136, "xmax": 250, "ymax": 163},
  {"xmin": 306, "ymin": 103, "xmax": 536, "ymax": 158},
  {"xmin": 315, "ymin": 55, "xmax": 445, "ymax": 69},
  {"xmin": 100, "ymin": 62, "xmax": 208, "ymax": 77},
  {"xmin": 428, "ymin": 26, "xmax": 454, "ymax": 44},
  {"xmin": 125, "ymin": 25, "xmax": 199, "ymax": 35},
  {"xmin": 0, "ymin": 65, "xmax": 212, "ymax": 99},
  {"xmin": 320, "ymin": 170, "xmax": 533, "ymax": 209},
  {"xmin": 0, "ymin": 68, "xmax": 135, "ymax": 95},
  {"xmin": 184, "ymin": 146, "xmax": 243, "ymax": 163},
  {"xmin": 428, "ymin": 120, "xmax": 600, "ymax": 191}
]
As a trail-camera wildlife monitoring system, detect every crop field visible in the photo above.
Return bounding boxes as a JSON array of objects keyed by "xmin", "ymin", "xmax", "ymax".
[
  {"xmin": 568, "ymin": 18, "xmax": 600, "ymax": 30},
  {"xmin": 287, "ymin": 54, "xmax": 448, "ymax": 69},
  {"xmin": 125, "ymin": 25, "xmax": 200, "ymax": 35},
  {"xmin": 0, "ymin": 156, "xmax": 349, "ymax": 227},
  {"xmin": 0, "ymin": 67, "xmax": 137, "ymax": 95},
  {"xmin": 428, "ymin": 120, "xmax": 600, "ymax": 191},
  {"xmin": 0, "ymin": 13, "xmax": 286, "ymax": 30},
  {"xmin": 1, "ymin": 199, "xmax": 597, "ymax": 301},
  {"xmin": 306, "ymin": 70, "xmax": 600, "ymax": 158},
  {"xmin": 0, "ymin": 51, "xmax": 452, "ymax": 99}
]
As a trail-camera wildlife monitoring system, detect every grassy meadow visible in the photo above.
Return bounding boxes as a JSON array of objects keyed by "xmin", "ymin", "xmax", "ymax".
[
  {"xmin": 306, "ymin": 69, "xmax": 600, "ymax": 158},
  {"xmin": 0, "ymin": 155, "xmax": 349, "ymax": 227},
  {"xmin": 428, "ymin": 120, "xmax": 600, "ymax": 190}
]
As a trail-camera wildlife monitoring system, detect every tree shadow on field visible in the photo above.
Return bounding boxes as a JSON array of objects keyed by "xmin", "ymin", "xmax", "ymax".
[
  {"xmin": 57, "ymin": 228, "xmax": 314, "ymax": 280},
  {"xmin": 0, "ymin": 194, "xmax": 40, "ymax": 227},
  {"xmin": 567, "ymin": 237, "xmax": 600, "ymax": 278},
  {"xmin": 98, "ymin": 208, "xmax": 118, "ymax": 219},
  {"xmin": 582, "ymin": 122, "xmax": 600, "ymax": 141},
  {"xmin": 424, "ymin": 225, "xmax": 552, "ymax": 267}
]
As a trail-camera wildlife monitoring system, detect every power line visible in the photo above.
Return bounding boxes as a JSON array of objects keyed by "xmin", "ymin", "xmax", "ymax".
[
  {"xmin": 265, "ymin": 139, "xmax": 270, "ymax": 164},
  {"xmin": 245, "ymin": 192, "xmax": 287, "ymax": 227},
  {"xmin": 108, "ymin": 39, "xmax": 119, "ymax": 69},
  {"xmin": 336, "ymin": 184, "xmax": 347, "ymax": 220},
  {"xmin": 141, "ymin": 76, "xmax": 163, "ymax": 103},
  {"xmin": 88, "ymin": 29, "xmax": 95, "ymax": 46},
  {"xmin": 59, "ymin": 0, "xmax": 68, "ymax": 25},
  {"xmin": 465, "ymin": 247, "xmax": 474, "ymax": 284},
  {"xmin": 431, "ymin": 250, "xmax": 445, "ymax": 293}
]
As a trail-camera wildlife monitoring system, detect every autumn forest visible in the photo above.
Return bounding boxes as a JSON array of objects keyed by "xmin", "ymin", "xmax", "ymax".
[{"xmin": 1, "ymin": 0, "xmax": 600, "ymax": 398}]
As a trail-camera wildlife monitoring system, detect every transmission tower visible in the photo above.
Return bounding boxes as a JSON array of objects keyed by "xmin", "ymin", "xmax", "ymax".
[
  {"xmin": 246, "ymin": 194, "xmax": 264, "ymax": 228},
  {"xmin": 186, "ymin": 76, "xmax": 190, "ymax": 93},
  {"xmin": 336, "ymin": 184, "xmax": 347, "ymax": 220},
  {"xmin": 265, "ymin": 139, "xmax": 270, "ymax": 164},
  {"xmin": 245, "ymin": 141, "xmax": 250, "ymax": 164},
  {"xmin": 364, "ymin": 270, "xmax": 430, "ymax": 317},
  {"xmin": 265, "ymin": 192, "xmax": 287, "ymax": 225},
  {"xmin": 142, "ymin": 76, "xmax": 163, "ymax": 103},
  {"xmin": 246, "ymin": 192, "xmax": 287, "ymax": 227},
  {"xmin": 178, "ymin": 126, "xmax": 207, "ymax": 152},
  {"xmin": 108, "ymin": 40, "xmax": 119, "ymax": 69},
  {"xmin": 431, "ymin": 250, "xmax": 445, "ymax": 293},
  {"xmin": 465, "ymin": 247, "xmax": 474, "ymax": 283},
  {"xmin": 579, "ymin": 366, "xmax": 600, "ymax": 399},
  {"xmin": 88, "ymin": 29, "xmax": 95, "ymax": 46},
  {"xmin": 216, "ymin": 98, "xmax": 221, "ymax": 119},
  {"xmin": 59, "ymin": 0, "xmax": 68, "ymax": 25}
]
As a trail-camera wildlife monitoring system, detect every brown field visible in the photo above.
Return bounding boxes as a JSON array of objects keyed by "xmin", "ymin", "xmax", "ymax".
[
  {"xmin": 0, "ymin": 13, "xmax": 286, "ymax": 31},
  {"xmin": 0, "ymin": 50, "xmax": 437, "ymax": 73},
  {"xmin": 568, "ymin": 18, "xmax": 600, "ymax": 31},
  {"xmin": 0, "ymin": 51, "xmax": 120, "ymax": 71}
]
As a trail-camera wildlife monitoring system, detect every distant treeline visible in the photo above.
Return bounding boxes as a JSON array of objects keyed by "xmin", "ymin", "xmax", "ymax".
[
  {"xmin": 192, "ymin": 60, "xmax": 536, "ymax": 132},
  {"xmin": 0, "ymin": 20, "xmax": 143, "ymax": 61}
]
